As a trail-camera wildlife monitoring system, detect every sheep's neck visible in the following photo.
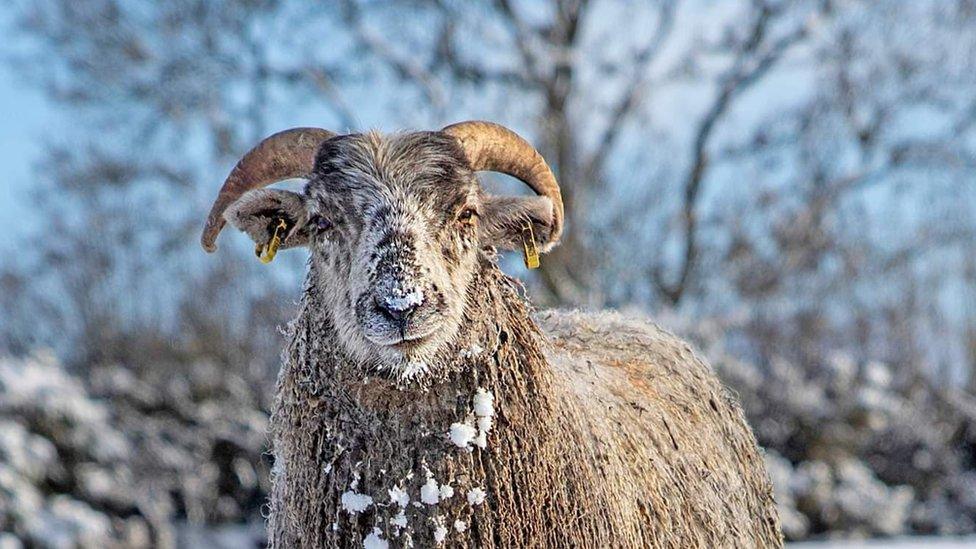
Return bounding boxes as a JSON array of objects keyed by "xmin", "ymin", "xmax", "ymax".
[
  {"xmin": 274, "ymin": 257, "xmax": 561, "ymax": 461},
  {"xmin": 290, "ymin": 260, "xmax": 551, "ymax": 408},
  {"xmin": 270, "ymin": 261, "xmax": 587, "ymax": 547}
]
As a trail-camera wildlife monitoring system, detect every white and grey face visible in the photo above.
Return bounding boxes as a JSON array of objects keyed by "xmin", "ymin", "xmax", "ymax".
[
  {"xmin": 306, "ymin": 132, "xmax": 483, "ymax": 374},
  {"xmin": 223, "ymin": 130, "xmax": 558, "ymax": 380}
]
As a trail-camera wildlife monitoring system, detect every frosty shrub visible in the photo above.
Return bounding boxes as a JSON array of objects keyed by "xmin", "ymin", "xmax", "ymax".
[
  {"xmin": 661, "ymin": 313, "xmax": 976, "ymax": 541},
  {"xmin": 0, "ymin": 352, "xmax": 270, "ymax": 547}
]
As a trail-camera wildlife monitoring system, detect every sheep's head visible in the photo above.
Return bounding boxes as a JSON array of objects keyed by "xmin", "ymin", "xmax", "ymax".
[{"xmin": 200, "ymin": 121, "xmax": 562, "ymax": 379}]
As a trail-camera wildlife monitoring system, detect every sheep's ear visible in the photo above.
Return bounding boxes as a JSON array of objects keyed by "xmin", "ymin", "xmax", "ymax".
[
  {"xmin": 223, "ymin": 189, "xmax": 312, "ymax": 252},
  {"xmin": 478, "ymin": 195, "xmax": 558, "ymax": 253}
]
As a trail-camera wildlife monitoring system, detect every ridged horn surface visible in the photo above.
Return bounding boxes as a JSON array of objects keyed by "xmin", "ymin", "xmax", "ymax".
[
  {"xmin": 442, "ymin": 121, "xmax": 563, "ymax": 242},
  {"xmin": 201, "ymin": 127, "xmax": 335, "ymax": 252}
]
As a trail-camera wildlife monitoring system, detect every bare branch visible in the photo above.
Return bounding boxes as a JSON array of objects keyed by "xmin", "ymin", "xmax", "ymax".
[
  {"xmin": 495, "ymin": 0, "xmax": 547, "ymax": 86},
  {"xmin": 341, "ymin": 0, "xmax": 447, "ymax": 112},
  {"xmin": 305, "ymin": 67, "xmax": 359, "ymax": 131},
  {"xmin": 655, "ymin": 2, "xmax": 809, "ymax": 305},
  {"xmin": 583, "ymin": 0, "xmax": 677, "ymax": 180},
  {"xmin": 432, "ymin": 14, "xmax": 534, "ymax": 87}
]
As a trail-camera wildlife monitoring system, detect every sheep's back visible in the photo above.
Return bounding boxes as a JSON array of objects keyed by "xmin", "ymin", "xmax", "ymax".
[{"xmin": 536, "ymin": 309, "xmax": 783, "ymax": 548}]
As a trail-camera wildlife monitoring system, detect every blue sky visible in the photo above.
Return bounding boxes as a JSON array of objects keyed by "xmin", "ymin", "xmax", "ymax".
[{"xmin": 0, "ymin": 36, "xmax": 51, "ymax": 241}]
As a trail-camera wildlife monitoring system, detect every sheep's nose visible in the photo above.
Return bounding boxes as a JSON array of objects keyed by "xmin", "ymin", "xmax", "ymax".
[{"xmin": 375, "ymin": 290, "xmax": 424, "ymax": 322}]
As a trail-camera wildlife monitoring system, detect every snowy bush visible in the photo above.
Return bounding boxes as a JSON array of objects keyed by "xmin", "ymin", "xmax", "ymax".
[
  {"xmin": 661, "ymin": 313, "xmax": 976, "ymax": 541},
  {"xmin": 0, "ymin": 352, "xmax": 269, "ymax": 547}
]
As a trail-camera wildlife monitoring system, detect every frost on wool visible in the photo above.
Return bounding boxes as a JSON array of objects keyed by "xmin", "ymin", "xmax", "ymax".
[
  {"xmin": 449, "ymin": 387, "xmax": 496, "ymax": 450},
  {"xmin": 383, "ymin": 287, "xmax": 424, "ymax": 312},
  {"xmin": 473, "ymin": 388, "xmax": 493, "ymax": 449},
  {"xmin": 454, "ymin": 520, "xmax": 467, "ymax": 532},
  {"xmin": 433, "ymin": 523, "xmax": 448, "ymax": 544},
  {"xmin": 431, "ymin": 516, "xmax": 448, "ymax": 545},
  {"xmin": 401, "ymin": 360, "xmax": 429, "ymax": 379},
  {"xmin": 448, "ymin": 422, "xmax": 477, "ymax": 448},
  {"xmin": 473, "ymin": 388, "xmax": 494, "ymax": 418},
  {"xmin": 363, "ymin": 528, "xmax": 389, "ymax": 549},
  {"xmin": 420, "ymin": 474, "xmax": 454, "ymax": 505},
  {"xmin": 388, "ymin": 485, "xmax": 410, "ymax": 507},
  {"xmin": 459, "ymin": 343, "xmax": 484, "ymax": 359},
  {"xmin": 467, "ymin": 487, "xmax": 486, "ymax": 506},
  {"xmin": 391, "ymin": 510, "xmax": 408, "ymax": 529},
  {"xmin": 341, "ymin": 490, "xmax": 373, "ymax": 514},
  {"xmin": 420, "ymin": 477, "xmax": 440, "ymax": 505},
  {"xmin": 473, "ymin": 430, "xmax": 488, "ymax": 449}
]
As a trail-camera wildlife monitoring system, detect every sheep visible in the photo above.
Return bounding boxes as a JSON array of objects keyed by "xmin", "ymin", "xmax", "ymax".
[{"xmin": 200, "ymin": 121, "xmax": 783, "ymax": 548}]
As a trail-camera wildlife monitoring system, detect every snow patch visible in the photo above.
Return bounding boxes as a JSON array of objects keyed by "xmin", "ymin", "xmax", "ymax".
[
  {"xmin": 383, "ymin": 287, "xmax": 424, "ymax": 312},
  {"xmin": 467, "ymin": 487, "xmax": 486, "ymax": 506},
  {"xmin": 402, "ymin": 360, "xmax": 429, "ymax": 379},
  {"xmin": 450, "ymin": 388, "xmax": 496, "ymax": 450},
  {"xmin": 390, "ymin": 510, "xmax": 408, "ymax": 529},
  {"xmin": 459, "ymin": 344, "xmax": 484, "ymax": 359},
  {"xmin": 433, "ymin": 524, "xmax": 448, "ymax": 544},
  {"xmin": 420, "ymin": 477, "xmax": 440, "ymax": 505},
  {"xmin": 363, "ymin": 528, "xmax": 389, "ymax": 549},
  {"xmin": 448, "ymin": 422, "xmax": 477, "ymax": 448},
  {"xmin": 473, "ymin": 388, "xmax": 495, "ymax": 448},
  {"xmin": 388, "ymin": 486, "xmax": 409, "ymax": 507},
  {"xmin": 473, "ymin": 388, "xmax": 494, "ymax": 417},
  {"xmin": 454, "ymin": 520, "xmax": 467, "ymax": 532},
  {"xmin": 341, "ymin": 491, "xmax": 373, "ymax": 514},
  {"xmin": 473, "ymin": 431, "xmax": 488, "ymax": 449}
]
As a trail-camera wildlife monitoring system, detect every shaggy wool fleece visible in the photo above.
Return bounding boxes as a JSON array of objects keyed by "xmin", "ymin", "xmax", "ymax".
[{"xmin": 267, "ymin": 261, "xmax": 782, "ymax": 548}]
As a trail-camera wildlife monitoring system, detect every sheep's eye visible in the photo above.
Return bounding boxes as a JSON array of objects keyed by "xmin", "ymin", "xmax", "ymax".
[
  {"xmin": 457, "ymin": 207, "xmax": 477, "ymax": 223},
  {"xmin": 309, "ymin": 215, "xmax": 332, "ymax": 232}
]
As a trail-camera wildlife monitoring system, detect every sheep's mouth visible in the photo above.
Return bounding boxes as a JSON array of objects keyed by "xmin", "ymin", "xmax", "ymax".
[
  {"xmin": 362, "ymin": 321, "xmax": 440, "ymax": 350},
  {"xmin": 357, "ymin": 294, "xmax": 445, "ymax": 349},
  {"xmin": 388, "ymin": 324, "xmax": 439, "ymax": 347},
  {"xmin": 389, "ymin": 333, "xmax": 432, "ymax": 351}
]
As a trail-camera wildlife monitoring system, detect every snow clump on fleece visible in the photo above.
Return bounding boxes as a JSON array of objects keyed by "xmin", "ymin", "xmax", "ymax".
[
  {"xmin": 363, "ymin": 527, "xmax": 389, "ymax": 549},
  {"xmin": 433, "ymin": 523, "xmax": 448, "ymax": 544},
  {"xmin": 420, "ymin": 473, "xmax": 454, "ymax": 505},
  {"xmin": 383, "ymin": 287, "xmax": 424, "ymax": 312},
  {"xmin": 388, "ymin": 485, "xmax": 409, "ymax": 507},
  {"xmin": 390, "ymin": 510, "xmax": 408, "ymax": 529},
  {"xmin": 420, "ymin": 476, "xmax": 441, "ymax": 505},
  {"xmin": 448, "ymin": 421, "xmax": 477, "ymax": 448},
  {"xmin": 467, "ymin": 487, "xmax": 487, "ymax": 505},
  {"xmin": 448, "ymin": 387, "xmax": 496, "ymax": 449},
  {"xmin": 341, "ymin": 490, "xmax": 373, "ymax": 513}
]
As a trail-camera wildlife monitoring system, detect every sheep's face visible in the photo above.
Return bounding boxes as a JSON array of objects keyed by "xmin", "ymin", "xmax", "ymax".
[{"xmin": 224, "ymin": 131, "xmax": 556, "ymax": 380}]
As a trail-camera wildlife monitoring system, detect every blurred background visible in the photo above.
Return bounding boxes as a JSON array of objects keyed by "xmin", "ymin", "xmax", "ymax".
[{"xmin": 1, "ymin": 0, "xmax": 975, "ymax": 547}]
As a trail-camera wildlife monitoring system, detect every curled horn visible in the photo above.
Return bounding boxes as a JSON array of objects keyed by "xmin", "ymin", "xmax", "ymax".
[
  {"xmin": 200, "ymin": 127, "xmax": 336, "ymax": 252},
  {"xmin": 441, "ymin": 121, "xmax": 564, "ymax": 244}
]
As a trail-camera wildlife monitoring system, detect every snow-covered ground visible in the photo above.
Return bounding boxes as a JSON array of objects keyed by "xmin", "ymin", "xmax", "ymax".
[{"xmin": 789, "ymin": 537, "xmax": 976, "ymax": 548}]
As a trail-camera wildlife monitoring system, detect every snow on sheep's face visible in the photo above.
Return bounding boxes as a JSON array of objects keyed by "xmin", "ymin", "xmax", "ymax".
[
  {"xmin": 223, "ymin": 130, "xmax": 556, "ymax": 381},
  {"xmin": 305, "ymin": 131, "xmax": 483, "ymax": 376}
]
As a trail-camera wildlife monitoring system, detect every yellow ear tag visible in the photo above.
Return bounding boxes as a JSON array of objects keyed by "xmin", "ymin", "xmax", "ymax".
[
  {"xmin": 521, "ymin": 222, "xmax": 540, "ymax": 270},
  {"xmin": 256, "ymin": 218, "xmax": 288, "ymax": 264}
]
